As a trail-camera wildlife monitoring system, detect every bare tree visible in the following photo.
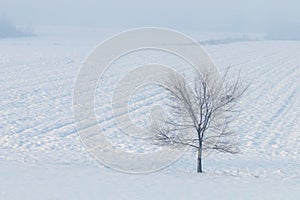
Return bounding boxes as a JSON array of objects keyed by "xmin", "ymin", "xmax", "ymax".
[{"xmin": 153, "ymin": 67, "xmax": 247, "ymax": 173}]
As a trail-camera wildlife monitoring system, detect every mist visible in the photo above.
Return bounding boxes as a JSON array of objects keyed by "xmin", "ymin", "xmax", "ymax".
[{"xmin": 1, "ymin": 0, "xmax": 300, "ymax": 39}]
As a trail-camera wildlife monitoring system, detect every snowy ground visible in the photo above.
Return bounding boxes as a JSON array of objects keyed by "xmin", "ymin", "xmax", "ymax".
[{"xmin": 0, "ymin": 27, "xmax": 299, "ymax": 199}]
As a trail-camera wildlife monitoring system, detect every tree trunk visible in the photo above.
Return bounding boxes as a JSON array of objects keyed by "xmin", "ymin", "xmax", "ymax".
[
  {"xmin": 197, "ymin": 141, "xmax": 203, "ymax": 173},
  {"xmin": 197, "ymin": 155, "xmax": 202, "ymax": 173}
]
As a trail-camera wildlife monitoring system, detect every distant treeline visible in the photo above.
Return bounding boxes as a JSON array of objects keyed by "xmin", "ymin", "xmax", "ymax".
[
  {"xmin": 0, "ymin": 16, "xmax": 32, "ymax": 38},
  {"xmin": 199, "ymin": 35, "xmax": 263, "ymax": 45}
]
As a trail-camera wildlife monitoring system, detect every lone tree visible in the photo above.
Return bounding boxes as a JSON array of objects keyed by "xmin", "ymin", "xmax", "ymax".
[{"xmin": 153, "ymin": 67, "xmax": 247, "ymax": 173}]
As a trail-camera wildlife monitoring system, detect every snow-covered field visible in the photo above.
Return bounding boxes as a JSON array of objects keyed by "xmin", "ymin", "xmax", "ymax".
[{"xmin": 1, "ymin": 27, "xmax": 299, "ymax": 199}]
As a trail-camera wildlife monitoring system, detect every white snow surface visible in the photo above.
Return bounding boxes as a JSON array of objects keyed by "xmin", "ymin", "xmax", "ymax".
[{"xmin": 0, "ymin": 27, "xmax": 299, "ymax": 199}]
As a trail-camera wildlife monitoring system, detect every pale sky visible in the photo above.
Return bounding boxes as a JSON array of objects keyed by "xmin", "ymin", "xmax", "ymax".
[{"xmin": 1, "ymin": 0, "xmax": 300, "ymax": 38}]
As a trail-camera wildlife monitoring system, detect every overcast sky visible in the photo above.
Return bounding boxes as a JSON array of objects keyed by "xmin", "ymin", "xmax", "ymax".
[{"xmin": 1, "ymin": 0, "xmax": 300, "ymax": 38}]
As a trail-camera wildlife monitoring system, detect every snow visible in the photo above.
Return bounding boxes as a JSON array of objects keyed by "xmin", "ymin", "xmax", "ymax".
[
  {"xmin": 0, "ymin": 27, "xmax": 299, "ymax": 199},
  {"xmin": 0, "ymin": 160, "xmax": 298, "ymax": 200}
]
